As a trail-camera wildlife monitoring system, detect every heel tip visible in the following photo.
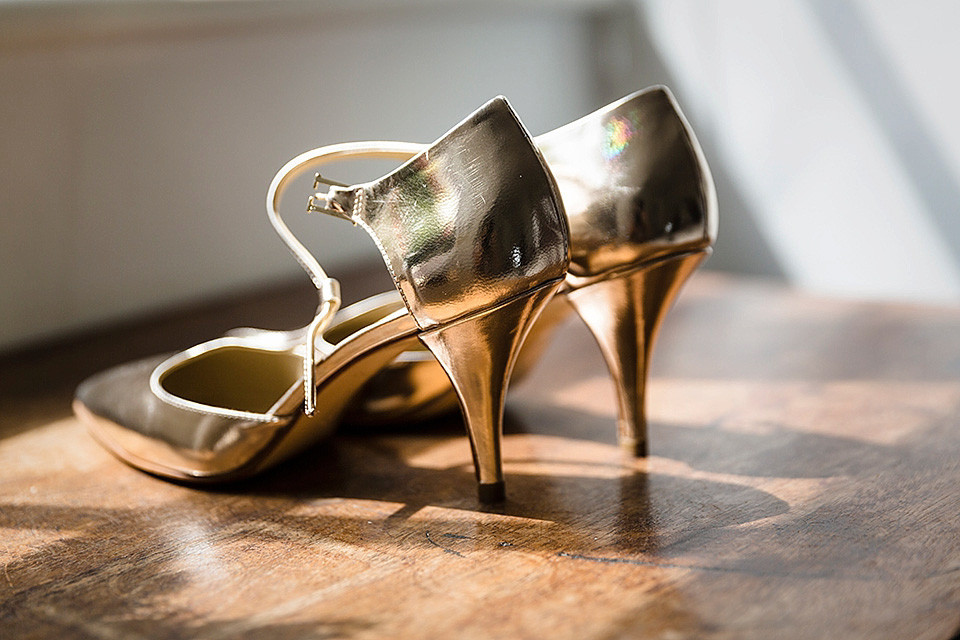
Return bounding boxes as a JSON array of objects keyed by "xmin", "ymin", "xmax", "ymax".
[
  {"xmin": 620, "ymin": 439, "xmax": 648, "ymax": 457},
  {"xmin": 478, "ymin": 482, "xmax": 506, "ymax": 503}
]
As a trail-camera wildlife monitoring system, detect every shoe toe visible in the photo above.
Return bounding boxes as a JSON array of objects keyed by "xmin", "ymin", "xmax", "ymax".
[
  {"xmin": 75, "ymin": 354, "xmax": 172, "ymax": 441},
  {"xmin": 74, "ymin": 353, "xmax": 276, "ymax": 472}
]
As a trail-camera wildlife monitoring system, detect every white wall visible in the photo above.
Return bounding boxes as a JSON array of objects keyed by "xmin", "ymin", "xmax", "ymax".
[
  {"xmin": 635, "ymin": 0, "xmax": 960, "ymax": 303},
  {"xmin": 9, "ymin": 0, "xmax": 957, "ymax": 353},
  {"xmin": 0, "ymin": 3, "xmax": 599, "ymax": 351}
]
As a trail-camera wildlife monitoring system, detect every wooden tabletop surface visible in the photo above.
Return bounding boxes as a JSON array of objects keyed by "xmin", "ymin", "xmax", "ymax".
[{"xmin": 2, "ymin": 271, "xmax": 960, "ymax": 639}]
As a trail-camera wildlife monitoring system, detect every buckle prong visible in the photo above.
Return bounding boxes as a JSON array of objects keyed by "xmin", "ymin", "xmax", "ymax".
[
  {"xmin": 313, "ymin": 173, "xmax": 348, "ymax": 189},
  {"xmin": 306, "ymin": 173, "xmax": 353, "ymax": 222}
]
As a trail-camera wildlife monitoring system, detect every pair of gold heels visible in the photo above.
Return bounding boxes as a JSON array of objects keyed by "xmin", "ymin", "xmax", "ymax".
[{"xmin": 74, "ymin": 86, "xmax": 717, "ymax": 502}]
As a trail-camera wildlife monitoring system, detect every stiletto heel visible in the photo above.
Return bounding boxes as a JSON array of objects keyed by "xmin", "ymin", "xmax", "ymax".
[
  {"xmin": 420, "ymin": 282, "xmax": 560, "ymax": 502},
  {"xmin": 565, "ymin": 250, "xmax": 709, "ymax": 455}
]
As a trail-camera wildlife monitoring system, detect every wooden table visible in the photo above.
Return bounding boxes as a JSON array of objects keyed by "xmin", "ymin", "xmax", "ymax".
[{"xmin": 3, "ymin": 272, "xmax": 960, "ymax": 639}]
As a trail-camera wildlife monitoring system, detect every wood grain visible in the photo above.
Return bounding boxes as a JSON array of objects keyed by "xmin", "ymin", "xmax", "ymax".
[{"xmin": 2, "ymin": 272, "xmax": 960, "ymax": 639}]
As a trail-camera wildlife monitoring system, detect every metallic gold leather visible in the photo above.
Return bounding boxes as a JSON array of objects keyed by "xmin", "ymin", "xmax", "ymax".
[
  {"xmin": 325, "ymin": 97, "xmax": 568, "ymax": 330},
  {"xmin": 75, "ymin": 97, "xmax": 569, "ymax": 496},
  {"xmin": 538, "ymin": 85, "xmax": 717, "ymax": 281},
  {"xmin": 343, "ymin": 347, "xmax": 461, "ymax": 425},
  {"xmin": 341, "ymin": 86, "xmax": 718, "ymax": 426},
  {"xmin": 75, "ymin": 355, "xmax": 290, "ymax": 480},
  {"xmin": 74, "ymin": 294, "xmax": 411, "ymax": 481},
  {"xmin": 297, "ymin": 86, "xmax": 716, "ymax": 289}
]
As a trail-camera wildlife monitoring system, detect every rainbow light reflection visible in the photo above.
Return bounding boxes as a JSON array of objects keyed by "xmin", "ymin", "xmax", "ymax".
[{"xmin": 602, "ymin": 110, "xmax": 641, "ymax": 160}]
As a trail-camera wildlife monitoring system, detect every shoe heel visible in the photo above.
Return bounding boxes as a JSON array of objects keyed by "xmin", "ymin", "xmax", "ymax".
[
  {"xmin": 419, "ymin": 281, "xmax": 562, "ymax": 502},
  {"xmin": 566, "ymin": 250, "xmax": 708, "ymax": 456}
]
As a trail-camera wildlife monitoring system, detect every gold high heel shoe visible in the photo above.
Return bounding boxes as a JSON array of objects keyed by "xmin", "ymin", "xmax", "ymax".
[
  {"xmin": 281, "ymin": 86, "xmax": 718, "ymax": 454},
  {"xmin": 74, "ymin": 97, "xmax": 569, "ymax": 501}
]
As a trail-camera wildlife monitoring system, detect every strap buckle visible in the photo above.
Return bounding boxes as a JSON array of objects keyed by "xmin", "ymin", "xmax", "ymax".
[{"xmin": 306, "ymin": 174, "xmax": 353, "ymax": 222}]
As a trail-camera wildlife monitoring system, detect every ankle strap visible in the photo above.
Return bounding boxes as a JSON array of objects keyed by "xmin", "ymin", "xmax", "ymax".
[{"xmin": 266, "ymin": 141, "xmax": 422, "ymax": 414}]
